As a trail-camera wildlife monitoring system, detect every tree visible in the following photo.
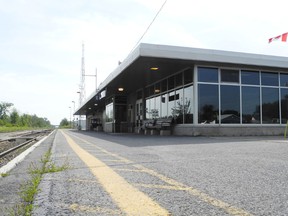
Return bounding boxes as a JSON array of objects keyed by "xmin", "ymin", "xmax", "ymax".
[
  {"xmin": 59, "ymin": 118, "xmax": 69, "ymax": 127},
  {"xmin": 0, "ymin": 102, "xmax": 13, "ymax": 120},
  {"xmin": 10, "ymin": 109, "xmax": 20, "ymax": 125}
]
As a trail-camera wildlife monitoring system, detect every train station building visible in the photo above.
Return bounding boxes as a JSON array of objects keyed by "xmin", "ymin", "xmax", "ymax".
[{"xmin": 74, "ymin": 43, "xmax": 288, "ymax": 136}]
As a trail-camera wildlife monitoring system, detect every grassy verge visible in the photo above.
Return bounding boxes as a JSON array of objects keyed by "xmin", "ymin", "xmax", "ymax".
[
  {"xmin": 8, "ymin": 148, "xmax": 69, "ymax": 216},
  {"xmin": 0, "ymin": 126, "xmax": 52, "ymax": 133}
]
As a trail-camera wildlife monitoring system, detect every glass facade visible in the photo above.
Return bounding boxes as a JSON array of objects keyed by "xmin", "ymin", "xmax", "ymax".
[
  {"xmin": 198, "ymin": 67, "xmax": 288, "ymax": 125},
  {"xmin": 145, "ymin": 68, "xmax": 193, "ymax": 124},
  {"xmin": 144, "ymin": 66, "xmax": 288, "ymax": 126}
]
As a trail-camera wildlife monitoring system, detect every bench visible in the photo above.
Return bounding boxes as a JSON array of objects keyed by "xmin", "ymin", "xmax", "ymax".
[{"xmin": 141, "ymin": 118, "xmax": 173, "ymax": 135}]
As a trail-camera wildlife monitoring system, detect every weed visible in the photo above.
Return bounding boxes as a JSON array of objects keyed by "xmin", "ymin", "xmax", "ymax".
[
  {"xmin": 7, "ymin": 148, "xmax": 69, "ymax": 216},
  {"xmin": 1, "ymin": 172, "xmax": 9, "ymax": 177}
]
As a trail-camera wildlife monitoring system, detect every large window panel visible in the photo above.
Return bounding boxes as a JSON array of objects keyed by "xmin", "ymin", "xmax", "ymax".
[
  {"xmin": 280, "ymin": 73, "xmax": 288, "ymax": 87},
  {"xmin": 242, "ymin": 86, "xmax": 260, "ymax": 124},
  {"xmin": 281, "ymin": 89, "xmax": 288, "ymax": 123},
  {"xmin": 161, "ymin": 94, "xmax": 168, "ymax": 118},
  {"xmin": 198, "ymin": 84, "xmax": 219, "ymax": 123},
  {"xmin": 241, "ymin": 70, "xmax": 260, "ymax": 85},
  {"xmin": 154, "ymin": 96, "xmax": 161, "ymax": 119},
  {"xmin": 168, "ymin": 91, "xmax": 175, "ymax": 118},
  {"xmin": 262, "ymin": 87, "xmax": 279, "ymax": 123},
  {"xmin": 221, "ymin": 69, "xmax": 239, "ymax": 83},
  {"xmin": 220, "ymin": 85, "xmax": 240, "ymax": 124},
  {"xmin": 145, "ymin": 98, "xmax": 151, "ymax": 119},
  {"xmin": 198, "ymin": 67, "xmax": 218, "ymax": 83},
  {"xmin": 261, "ymin": 72, "xmax": 278, "ymax": 86},
  {"xmin": 184, "ymin": 68, "xmax": 193, "ymax": 84},
  {"xmin": 174, "ymin": 89, "xmax": 184, "ymax": 123},
  {"xmin": 184, "ymin": 85, "xmax": 193, "ymax": 123}
]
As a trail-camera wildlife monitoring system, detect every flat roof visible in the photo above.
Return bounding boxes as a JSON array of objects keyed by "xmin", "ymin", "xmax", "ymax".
[{"xmin": 75, "ymin": 43, "xmax": 288, "ymax": 115}]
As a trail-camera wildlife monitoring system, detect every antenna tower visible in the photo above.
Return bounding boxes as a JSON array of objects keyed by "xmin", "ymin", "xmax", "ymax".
[{"xmin": 79, "ymin": 42, "xmax": 86, "ymax": 106}]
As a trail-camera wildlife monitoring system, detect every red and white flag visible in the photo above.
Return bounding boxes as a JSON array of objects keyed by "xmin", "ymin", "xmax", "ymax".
[{"xmin": 268, "ymin": 32, "xmax": 288, "ymax": 43}]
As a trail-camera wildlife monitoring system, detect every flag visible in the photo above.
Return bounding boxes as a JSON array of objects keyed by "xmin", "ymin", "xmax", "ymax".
[{"xmin": 268, "ymin": 32, "xmax": 288, "ymax": 43}]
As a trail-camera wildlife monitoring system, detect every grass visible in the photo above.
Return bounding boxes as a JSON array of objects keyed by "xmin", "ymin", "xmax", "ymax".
[
  {"xmin": 8, "ymin": 148, "xmax": 69, "ymax": 216},
  {"xmin": 0, "ymin": 126, "xmax": 53, "ymax": 133},
  {"xmin": 1, "ymin": 173, "xmax": 10, "ymax": 177}
]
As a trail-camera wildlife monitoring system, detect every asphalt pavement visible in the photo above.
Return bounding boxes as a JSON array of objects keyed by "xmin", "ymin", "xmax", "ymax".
[{"xmin": 31, "ymin": 130, "xmax": 288, "ymax": 215}]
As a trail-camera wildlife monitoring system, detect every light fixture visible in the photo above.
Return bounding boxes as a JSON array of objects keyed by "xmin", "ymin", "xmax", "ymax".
[
  {"xmin": 118, "ymin": 87, "xmax": 124, "ymax": 92},
  {"xmin": 94, "ymin": 103, "xmax": 98, "ymax": 106},
  {"xmin": 154, "ymin": 89, "xmax": 160, "ymax": 93},
  {"xmin": 150, "ymin": 67, "xmax": 159, "ymax": 71},
  {"xmin": 88, "ymin": 107, "xmax": 91, "ymax": 110}
]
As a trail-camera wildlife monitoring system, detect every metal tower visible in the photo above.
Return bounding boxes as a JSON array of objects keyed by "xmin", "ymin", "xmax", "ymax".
[{"xmin": 79, "ymin": 42, "xmax": 86, "ymax": 106}]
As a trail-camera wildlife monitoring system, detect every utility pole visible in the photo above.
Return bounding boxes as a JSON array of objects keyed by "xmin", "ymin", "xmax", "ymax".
[{"xmin": 79, "ymin": 42, "xmax": 86, "ymax": 106}]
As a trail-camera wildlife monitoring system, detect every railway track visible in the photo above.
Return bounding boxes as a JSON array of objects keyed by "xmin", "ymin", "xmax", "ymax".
[{"xmin": 0, "ymin": 129, "xmax": 53, "ymax": 168}]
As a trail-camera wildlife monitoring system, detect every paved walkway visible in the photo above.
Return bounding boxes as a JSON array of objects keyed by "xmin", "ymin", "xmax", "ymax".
[{"xmin": 1, "ymin": 130, "xmax": 288, "ymax": 215}]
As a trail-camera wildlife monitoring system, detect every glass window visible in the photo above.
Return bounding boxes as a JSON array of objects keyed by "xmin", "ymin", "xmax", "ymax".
[
  {"xmin": 161, "ymin": 94, "xmax": 168, "ymax": 118},
  {"xmin": 262, "ymin": 87, "xmax": 279, "ymax": 123},
  {"xmin": 280, "ymin": 73, "xmax": 288, "ymax": 87},
  {"xmin": 184, "ymin": 68, "xmax": 193, "ymax": 84},
  {"xmin": 154, "ymin": 96, "xmax": 161, "ymax": 119},
  {"xmin": 198, "ymin": 67, "xmax": 218, "ymax": 83},
  {"xmin": 175, "ymin": 73, "xmax": 183, "ymax": 87},
  {"xmin": 261, "ymin": 72, "xmax": 278, "ymax": 86},
  {"xmin": 161, "ymin": 79, "xmax": 167, "ymax": 92},
  {"xmin": 145, "ymin": 98, "xmax": 151, "ymax": 119},
  {"xmin": 281, "ymin": 89, "xmax": 288, "ymax": 123},
  {"xmin": 241, "ymin": 70, "xmax": 260, "ymax": 85},
  {"xmin": 168, "ymin": 76, "xmax": 175, "ymax": 90},
  {"xmin": 242, "ymin": 86, "xmax": 260, "ymax": 124},
  {"xmin": 105, "ymin": 103, "xmax": 114, "ymax": 122},
  {"xmin": 183, "ymin": 85, "xmax": 193, "ymax": 123},
  {"xmin": 174, "ymin": 89, "xmax": 184, "ymax": 124},
  {"xmin": 198, "ymin": 84, "xmax": 219, "ymax": 123},
  {"xmin": 221, "ymin": 69, "xmax": 239, "ymax": 83},
  {"xmin": 220, "ymin": 85, "xmax": 240, "ymax": 124},
  {"xmin": 168, "ymin": 91, "xmax": 175, "ymax": 118},
  {"xmin": 155, "ymin": 82, "xmax": 161, "ymax": 94}
]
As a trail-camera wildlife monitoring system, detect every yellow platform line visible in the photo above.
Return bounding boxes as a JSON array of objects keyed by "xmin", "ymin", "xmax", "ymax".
[
  {"xmin": 61, "ymin": 131, "xmax": 170, "ymax": 216},
  {"xmin": 68, "ymin": 132, "xmax": 253, "ymax": 216}
]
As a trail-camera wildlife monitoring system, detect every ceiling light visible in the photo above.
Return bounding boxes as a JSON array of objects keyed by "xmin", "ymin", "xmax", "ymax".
[
  {"xmin": 150, "ymin": 67, "xmax": 159, "ymax": 71},
  {"xmin": 118, "ymin": 87, "xmax": 124, "ymax": 92}
]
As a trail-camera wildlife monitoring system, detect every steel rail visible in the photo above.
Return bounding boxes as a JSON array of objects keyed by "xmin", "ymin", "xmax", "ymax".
[{"xmin": 0, "ymin": 137, "xmax": 37, "ymax": 158}]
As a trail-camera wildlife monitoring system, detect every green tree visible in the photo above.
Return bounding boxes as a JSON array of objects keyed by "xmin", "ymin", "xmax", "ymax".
[
  {"xmin": 0, "ymin": 102, "xmax": 13, "ymax": 120},
  {"xmin": 10, "ymin": 109, "xmax": 20, "ymax": 125},
  {"xmin": 59, "ymin": 118, "xmax": 69, "ymax": 127}
]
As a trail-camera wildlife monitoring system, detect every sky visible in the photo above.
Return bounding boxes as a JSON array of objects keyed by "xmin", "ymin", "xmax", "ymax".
[{"xmin": 1, "ymin": 0, "xmax": 288, "ymax": 125}]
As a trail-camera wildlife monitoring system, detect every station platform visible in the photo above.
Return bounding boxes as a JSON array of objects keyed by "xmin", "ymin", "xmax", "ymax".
[{"xmin": 1, "ymin": 129, "xmax": 288, "ymax": 215}]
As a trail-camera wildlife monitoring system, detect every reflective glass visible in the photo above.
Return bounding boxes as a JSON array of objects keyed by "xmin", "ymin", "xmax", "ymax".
[
  {"xmin": 198, "ymin": 84, "xmax": 219, "ymax": 123},
  {"xmin": 242, "ymin": 86, "xmax": 260, "ymax": 124},
  {"xmin": 145, "ymin": 98, "xmax": 151, "ymax": 119},
  {"xmin": 221, "ymin": 69, "xmax": 239, "ymax": 83},
  {"xmin": 175, "ymin": 73, "xmax": 183, "ymax": 87},
  {"xmin": 168, "ymin": 91, "xmax": 175, "ymax": 118},
  {"xmin": 281, "ymin": 89, "xmax": 288, "ymax": 123},
  {"xmin": 220, "ymin": 85, "xmax": 240, "ymax": 124},
  {"xmin": 161, "ymin": 94, "xmax": 168, "ymax": 118},
  {"xmin": 184, "ymin": 68, "xmax": 193, "ymax": 84},
  {"xmin": 174, "ymin": 89, "xmax": 184, "ymax": 123},
  {"xmin": 241, "ymin": 70, "xmax": 260, "ymax": 85},
  {"xmin": 198, "ymin": 67, "xmax": 218, "ymax": 83},
  {"xmin": 280, "ymin": 73, "xmax": 288, "ymax": 87},
  {"xmin": 168, "ymin": 76, "xmax": 175, "ymax": 90},
  {"xmin": 184, "ymin": 85, "xmax": 193, "ymax": 123},
  {"xmin": 261, "ymin": 72, "xmax": 278, "ymax": 86},
  {"xmin": 154, "ymin": 96, "xmax": 161, "ymax": 119},
  {"xmin": 262, "ymin": 87, "xmax": 279, "ymax": 123}
]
